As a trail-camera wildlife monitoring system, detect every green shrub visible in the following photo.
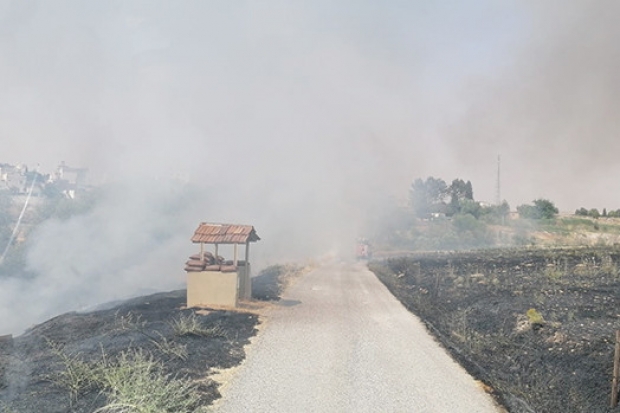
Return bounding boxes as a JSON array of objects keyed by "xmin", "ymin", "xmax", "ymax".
[
  {"xmin": 170, "ymin": 313, "xmax": 227, "ymax": 339},
  {"xmin": 44, "ymin": 340, "xmax": 97, "ymax": 404},
  {"xmin": 94, "ymin": 349, "xmax": 202, "ymax": 413},
  {"xmin": 46, "ymin": 340, "xmax": 204, "ymax": 412},
  {"xmin": 526, "ymin": 308, "xmax": 544, "ymax": 326},
  {"xmin": 544, "ymin": 266, "xmax": 563, "ymax": 280}
]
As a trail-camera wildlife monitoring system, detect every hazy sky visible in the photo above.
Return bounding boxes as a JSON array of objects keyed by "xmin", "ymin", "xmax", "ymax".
[
  {"xmin": 1, "ymin": 1, "xmax": 620, "ymax": 332},
  {"xmin": 1, "ymin": 1, "xmax": 524, "ymax": 198},
  {"xmin": 2, "ymin": 1, "xmax": 617, "ymax": 212}
]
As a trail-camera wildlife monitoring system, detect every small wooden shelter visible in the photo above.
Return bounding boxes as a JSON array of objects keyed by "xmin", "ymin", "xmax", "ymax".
[{"xmin": 185, "ymin": 223, "xmax": 260, "ymax": 308}]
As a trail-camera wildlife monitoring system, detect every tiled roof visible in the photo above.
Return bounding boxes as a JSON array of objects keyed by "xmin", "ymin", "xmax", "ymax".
[{"xmin": 191, "ymin": 223, "xmax": 260, "ymax": 244}]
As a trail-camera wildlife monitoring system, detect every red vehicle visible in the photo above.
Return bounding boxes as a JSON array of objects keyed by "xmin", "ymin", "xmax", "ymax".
[{"xmin": 355, "ymin": 238, "xmax": 372, "ymax": 260}]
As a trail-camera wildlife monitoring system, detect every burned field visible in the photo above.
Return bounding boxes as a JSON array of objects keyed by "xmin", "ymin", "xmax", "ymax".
[
  {"xmin": 0, "ymin": 264, "xmax": 302, "ymax": 413},
  {"xmin": 0, "ymin": 265, "xmax": 303, "ymax": 413},
  {"xmin": 370, "ymin": 246, "xmax": 620, "ymax": 413},
  {"xmin": 0, "ymin": 290, "xmax": 259, "ymax": 412}
]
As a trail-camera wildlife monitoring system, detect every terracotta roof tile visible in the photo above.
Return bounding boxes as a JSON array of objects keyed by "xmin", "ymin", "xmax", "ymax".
[{"xmin": 191, "ymin": 223, "xmax": 260, "ymax": 244}]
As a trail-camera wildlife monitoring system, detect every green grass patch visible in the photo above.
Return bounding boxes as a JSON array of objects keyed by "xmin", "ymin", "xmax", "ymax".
[
  {"xmin": 94, "ymin": 349, "xmax": 203, "ymax": 413},
  {"xmin": 170, "ymin": 313, "xmax": 228, "ymax": 339},
  {"xmin": 45, "ymin": 341, "xmax": 205, "ymax": 413}
]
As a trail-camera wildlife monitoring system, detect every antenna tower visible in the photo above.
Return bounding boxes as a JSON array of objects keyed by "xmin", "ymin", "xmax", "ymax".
[{"xmin": 495, "ymin": 155, "xmax": 501, "ymax": 205}]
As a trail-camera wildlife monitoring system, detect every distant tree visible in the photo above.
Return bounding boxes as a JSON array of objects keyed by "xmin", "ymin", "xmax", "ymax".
[
  {"xmin": 517, "ymin": 204, "xmax": 538, "ymax": 219},
  {"xmin": 517, "ymin": 199, "xmax": 558, "ymax": 220},
  {"xmin": 449, "ymin": 179, "xmax": 474, "ymax": 201},
  {"xmin": 41, "ymin": 182, "xmax": 64, "ymax": 199},
  {"xmin": 453, "ymin": 213, "xmax": 479, "ymax": 232},
  {"xmin": 409, "ymin": 177, "xmax": 448, "ymax": 218},
  {"xmin": 480, "ymin": 201, "xmax": 510, "ymax": 224},
  {"xmin": 451, "ymin": 213, "xmax": 493, "ymax": 248},
  {"xmin": 575, "ymin": 207, "xmax": 589, "ymax": 216},
  {"xmin": 460, "ymin": 199, "xmax": 482, "ymax": 219},
  {"xmin": 589, "ymin": 208, "xmax": 600, "ymax": 219},
  {"xmin": 533, "ymin": 199, "xmax": 559, "ymax": 219},
  {"xmin": 603, "ymin": 208, "xmax": 607, "ymax": 217},
  {"xmin": 447, "ymin": 179, "xmax": 474, "ymax": 216},
  {"xmin": 465, "ymin": 181, "xmax": 473, "ymax": 200},
  {"xmin": 496, "ymin": 201, "xmax": 511, "ymax": 218}
]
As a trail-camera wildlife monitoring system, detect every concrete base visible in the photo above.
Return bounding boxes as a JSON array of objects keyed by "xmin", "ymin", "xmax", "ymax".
[
  {"xmin": 238, "ymin": 263, "xmax": 252, "ymax": 301},
  {"xmin": 187, "ymin": 271, "xmax": 239, "ymax": 308}
]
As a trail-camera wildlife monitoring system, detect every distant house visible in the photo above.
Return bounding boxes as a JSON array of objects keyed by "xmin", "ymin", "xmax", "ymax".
[
  {"xmin": 0, "ymin": 161, "xmax": 91, "ymax": 199},
  {"xmin": 0, "ymin": 163, "xmax": 28, "ymax": 193},
  {"xmin": 52, "ymin": 162, "xmax": 89, "ymax": 198}
]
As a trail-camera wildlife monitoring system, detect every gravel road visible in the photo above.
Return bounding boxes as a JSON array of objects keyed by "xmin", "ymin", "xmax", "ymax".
[{"xmin": 215, "ymin": 261, "xmax": 502, "ymax": 413}]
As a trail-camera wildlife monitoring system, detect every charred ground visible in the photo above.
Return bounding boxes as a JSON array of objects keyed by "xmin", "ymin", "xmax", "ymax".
[
  {"xmin": 6, "ymin": 244, "xmax": 616, "ymax": 413},
  {"xmin": 0, "ymin": 264, "xmax": 298, "ymax": 413},
  {"xmin": 370, "ymin": 246, "xmax": 620, "ymax": 413}
]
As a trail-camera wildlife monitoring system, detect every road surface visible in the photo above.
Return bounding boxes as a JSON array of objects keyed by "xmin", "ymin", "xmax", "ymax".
[{"xmin": 215, "ymin": 261, "xmax": 502, "ymax": 413}]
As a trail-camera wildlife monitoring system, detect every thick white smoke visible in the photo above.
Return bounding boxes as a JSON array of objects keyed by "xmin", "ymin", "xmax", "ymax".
[{"xmin": 2, "ymin": 1, "xmax": 619, "ymax": 333}]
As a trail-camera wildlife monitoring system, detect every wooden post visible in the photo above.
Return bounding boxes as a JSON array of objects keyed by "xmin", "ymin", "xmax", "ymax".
[
  {"xmin": 243, "ymin": 242, "xmax": 251, "ymax": 299},
  {"xmin": 233, "ymin": 244, "xmax": 238, "ymax": 266},
  {"xmin": 200, "ymin": 242, "xmax": 204, "ymax": 257},
  {"xmin": 215, "ymin": 244, "xmax": 219, "ymax": 258},
  {"xmin": 612, "ymin": 330, "xmax": 620, "ymax": 407}
]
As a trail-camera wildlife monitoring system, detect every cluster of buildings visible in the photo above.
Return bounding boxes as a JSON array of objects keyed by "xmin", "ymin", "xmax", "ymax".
[{"xmin": 0, "ymin": 161, "xmax": 88, "ymax": 199}]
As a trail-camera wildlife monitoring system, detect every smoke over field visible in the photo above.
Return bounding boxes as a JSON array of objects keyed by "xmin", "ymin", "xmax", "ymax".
[{"xmin": 0, "ymin": 1, "xmax": 619, "ymax": 333}]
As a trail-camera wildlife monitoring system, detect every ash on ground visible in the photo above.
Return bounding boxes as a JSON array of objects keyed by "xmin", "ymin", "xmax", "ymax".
[
  {"xmin": 0, "ymin": 264, "xmax": 296, "ymax": 413},
  {"xmin": 371, "ymin": 246, "xmax": 620, "ymax": 413}
]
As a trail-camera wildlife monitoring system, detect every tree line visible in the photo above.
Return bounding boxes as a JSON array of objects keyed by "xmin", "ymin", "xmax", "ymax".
[
  {"xmin": 370, "ymin": 176, "xmax": 561, "ymax": 250},
  {"xmin": 373, "ymin": 174, "xmax": 620, "ymax": 251},
  {"xmin": 409, "ymin": 176, "xmax": 558, "ymax": 221},
  {"xmin": 575, "ymin": 207, "xmax": 620, "ymax": 218}
]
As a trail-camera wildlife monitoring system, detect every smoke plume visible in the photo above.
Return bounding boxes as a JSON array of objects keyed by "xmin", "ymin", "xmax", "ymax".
[{"xmin": 0, "ymin": 1, "xmax": 618, "ymax": 333}]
